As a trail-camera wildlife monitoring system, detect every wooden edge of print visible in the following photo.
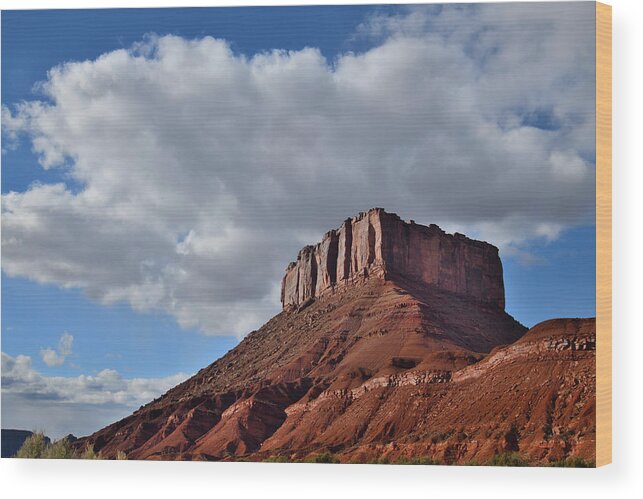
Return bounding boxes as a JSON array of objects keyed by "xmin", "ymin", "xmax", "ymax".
[{"xmin": 595, "ymin": 1, "xmax": 612, "ymax": 468}]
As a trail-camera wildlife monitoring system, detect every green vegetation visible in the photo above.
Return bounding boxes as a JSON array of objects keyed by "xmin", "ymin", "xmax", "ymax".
[
  {"xmin": 15, "ymin": 433, "xmax": 591, "ymax": 467},
  {"xmin": 41, "ymin": 438, "xmax": 76, "ymax": 459},
  {"xmin": 15, "ymin": 432, "xmax": 49, "ymax": 458},
  {"xmin": 79, "ymin": 443, "xmax": 102, "ymax": 460},
  {"xmin": 548, "ymin": 457, "xmax": 595, "ymax": 468},
  {"xmin": 15, "ymin": 432, "xmax": 110, "ymax": 460},
  {"xmin": 304, "ymin": 452, "xmax": 340, "ymax": 464},
  {"xmin": 393, "ymin": 456, "xmax": 442, "ymax": 465},
  {"xmin": 487, "ymin": 452, "xmax": 528, "ymax": 467},
  {"xmin": 375, "ymin": 452, "xmax": 594, "ymax": 467},
  {"xmin": 364, "ymin": 455, "xmax": 440, "ymax": 465},
  {"xmin": 261, "ymin": 452, "xmax": 340, "ymax": 463},
  {"xmin": 263, "ymin": 455, "xmax": 290, "ymax": 463}
]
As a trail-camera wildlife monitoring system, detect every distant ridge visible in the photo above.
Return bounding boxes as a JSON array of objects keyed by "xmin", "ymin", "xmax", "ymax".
[{"xmin": 1, "ymin": 429, "xmax": 50, "ymax": 458}]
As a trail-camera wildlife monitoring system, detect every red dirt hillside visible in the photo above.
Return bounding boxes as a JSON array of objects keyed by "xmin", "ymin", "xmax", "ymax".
[{"xmin": 76, "ymin": 209, "xmax": 595, "ymax": 465}]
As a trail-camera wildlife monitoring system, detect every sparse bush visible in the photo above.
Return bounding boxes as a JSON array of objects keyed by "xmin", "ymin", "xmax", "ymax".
[
  {"xmin": 16, "ymin": 432, "xmax": 49, "ymax": 458},
  {"xmin": 263, "ymin": 455, "xmax": 290, "ymax": 463},
  {"xmin": 393, "ymin": 456, "xmax": 441, "ymax": 465},
  {"xmin": 79, "ymin": 443, "xmax": 102, "ymax": 460},
  {"xmin": 410, "ymin": 456, "xmax": 441, "ymax": 465},
  {"xmin": 549, "ymin": 457, "xmax": 595, "ymax": 468},
  {"xmin": 15, "ymin": 432, "xmax": 108, "ymax": 460},
  {"xmin": 115, "ymin": 450, "xmax": 128, "ymax": 460},
  {"xmin": 42, "ymin": 438, "xmax": 75, "ymax": 459},
  {"xmin": 488, "ymin": 452, "xmax": 528, "ymax": 467},
  {"xmin": 305, "ymin": 452, "xmax": 340, "ymax": 464}
]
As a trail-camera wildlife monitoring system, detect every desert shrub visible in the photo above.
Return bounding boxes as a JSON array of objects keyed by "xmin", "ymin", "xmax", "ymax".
[
  {"xmin": 263, "ymin": 455, "xmax": 290, "ymax": 463},
  {"xmin": 488, "ymin": 452, "xmax": 528, "ymax": 467},
  {"xmin": 15, "ymin": 432, "xmax": 49, "ymax": 458},
  {"xmin": 79, "ymin": 443, "xmax": 102, "ymax": 460},
  {"xmin": 394, "ymin": 456, "xmax": 441, "ymax": 465},
  {"xmin": 305, "ymin": 452, "xmax": 340, "ymax": 464},
  {"xmin": 410, "ymin": 456, "xmax": 441, "ymax": 465},
  {"xmin": 42, "ymin": 438, "xmax": 75, "ymax": 459},
  {"xmin": 16, "ymin": 435, "xmax": 117, "ymax": 460},
  {"xmin": 115, "ymin": 450, "xmax": 128, "ymax": 460},
  {"xmin": 549, "ymin": 457, "xmax": 595, "ymax": 468}
]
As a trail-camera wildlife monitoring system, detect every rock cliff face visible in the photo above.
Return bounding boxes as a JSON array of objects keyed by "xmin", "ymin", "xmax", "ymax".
[
  {"xmin": 76, "ymin": 209, "xmax": 595, "ymax": 466},
  {"xmin": 281, "ymin": 208, "xmax": 505, "ymax": 310}
]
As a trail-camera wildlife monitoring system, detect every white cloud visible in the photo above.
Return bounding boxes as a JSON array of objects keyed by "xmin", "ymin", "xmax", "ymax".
[
  {"xmin": 2, "ymin": 351, "xmax": 189, "ymax": 406},
  {"xmin": 1, "ymin": 3, "xmax": 596, "ymax": 336},
  {"xmin": 40, "ymin": 332, "xmax": 74, "ymax": 367},
  {"xmin": 58, "ymin": 332, "xmax": 73, "ymax": 356},
  {"xmin": 1, "ymin": 351, "xmax": 190, "ymax": 438},
  {"xmin": 40, "ymin": 348, "xmax": 64, "ymax": 367}
]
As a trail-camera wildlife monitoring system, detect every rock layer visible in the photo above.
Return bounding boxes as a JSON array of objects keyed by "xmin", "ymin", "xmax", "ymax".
[{"xmin": 281, "ymin": 208, "xmax": 505, "ymax": 310}]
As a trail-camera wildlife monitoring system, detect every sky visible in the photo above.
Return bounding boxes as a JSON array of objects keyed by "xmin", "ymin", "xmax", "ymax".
[{"xmin": 1, "ymin": 3, "xmax": 596, "ymax": 439}]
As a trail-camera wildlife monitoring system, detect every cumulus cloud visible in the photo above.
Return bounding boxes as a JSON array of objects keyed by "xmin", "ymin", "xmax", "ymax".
[
  {"xmin": 40, "ymin": 349, "xmax": 65, "ymax": 367},
  {"xmin": 2, "ymin": 351, "xmax": 189, "ymax": 406},
  {"xmin": 40, "ymin": 332, "xmax": 74, "ymax": 367},
  {"xmin": 1, "ymin": 351, "xmax": 190, "ymax": 438},
  {"xmin": 1, "ymin": 3, "xmax": 596, "ymax": 336}
]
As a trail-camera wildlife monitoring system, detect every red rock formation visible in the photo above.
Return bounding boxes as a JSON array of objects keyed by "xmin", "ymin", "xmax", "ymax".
[
  {"xmin": 261, "ymin": 317, "xmax": 595, "ymax": 465},
  {"xmin": 281, "ymin": 208, "xmax": 505, "ymax": 310},
  {"xmin": 76, "ymin": 209, "xmax": 595, "ymax": 466}
]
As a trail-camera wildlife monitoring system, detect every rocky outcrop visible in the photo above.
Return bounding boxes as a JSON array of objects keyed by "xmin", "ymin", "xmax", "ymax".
[
  {"xmin": 76, "ymin": 209, "xmax": 595, "ymax": 466},
  {"xmin": 281, "ymin": 208, "xmax": 505, "ymax": 310},
  {"xmin": 260, "ymin": 318, "xmax": 595, "ymax": 465}
]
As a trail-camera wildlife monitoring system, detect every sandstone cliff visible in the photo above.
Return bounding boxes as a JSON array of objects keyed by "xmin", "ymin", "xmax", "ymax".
[
  {"xmin": 75, "ymin": 209, "xmax": 595, "ymax": 466},
  {"xmin": 281, "ymin": 208, "xmax": 505, "ymax": 310}
]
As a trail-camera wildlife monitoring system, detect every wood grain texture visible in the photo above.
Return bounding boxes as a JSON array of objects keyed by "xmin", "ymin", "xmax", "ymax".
[{"xmin": 596, "ymin": 1, "xmax": 612, "ymax": 467}]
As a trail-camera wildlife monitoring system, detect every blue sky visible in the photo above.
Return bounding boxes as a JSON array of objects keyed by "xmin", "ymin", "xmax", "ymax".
[
  {"xmin": 1, "ymin": 5, "xmax": 379, "ymax": 383},
  {"xmin": 1, "ymin": 3, "xmax": 596, "ymax": 438}
]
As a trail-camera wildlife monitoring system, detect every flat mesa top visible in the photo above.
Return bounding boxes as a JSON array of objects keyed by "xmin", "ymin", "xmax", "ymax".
[{"xmin": 281, "ymin": 208, "xmax": 505, "ymax": 310}]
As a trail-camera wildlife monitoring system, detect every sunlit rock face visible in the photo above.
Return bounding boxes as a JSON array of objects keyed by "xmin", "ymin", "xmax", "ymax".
[{"xmin": 281, "ymin": 208, "xmax": 505, "ymax": 310}]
